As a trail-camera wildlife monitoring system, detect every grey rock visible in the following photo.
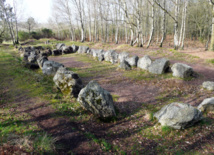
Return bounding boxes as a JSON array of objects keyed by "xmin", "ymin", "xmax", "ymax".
[
  {"xmin": 53, "ymin": 67, "xmax": 83, "ymax": 98},
  {"xmin": 52, "ymin": 49, "xmax": 62, "ymax": 56},
  {"xmin": 171, "ymin": 63, "xmax": 195, "ymax": 78},
  {"xmin": 78, "ymin": 80, "xmax": 116, "ymax": 118},
  {"xmin": 78, "ymin": 46, "xmax": 89, "ymax": 54},
  {"xmin": 28, "ymin": 52, "xmax": 37, "ymax": 63},
  {"xmin": 198, "ymin": 97, "xmax": 214, "ymax": 112},
  {"xmin": 91, "ymin": 49, "xmax": 104, "ymax": 58},
  {"xmin": 62, "ymin": 46, "xmax": 73, "ymax": 54},
  {"xmin": 154, "ymin": 102, "xmax": 203, "ymax": 129},
  {"xmin": 202, "ymin": 81, "xmax": 214, "ymax": 91},
  {"xmin": 56, "ymin": 43, "xmax": 65, "ymax": 50},
  {"xmin": 148, "ymin": 58, "xmax": 170, "ymax": 74},
  {"xmin": 118, "ymin": 52, "xmax": 129, "ymax": 63},
  {"xmin": 119, "ymin": 60, "xmax": 131, "ymax": 70},
  {"xmin": 42, "ymin": 61, "xmax": 64, "ymax": 76},
  {"xmin": 110, "ymin": 51, "xmax": 119, "ymax": 64},
  {"xmin": 72, "ymin": 45, "xmax": 79, "ymax": 53},
  {"xmin": 37, "ymin": 55, "xmax": 48, "ymax": 69},
  {"xmin": 98, "ymin": 54, "xmax": 104, "ymax": 62},
  {"xmin": 126, "ymin": 56, "xmax": 139, "ymax": 67},
  {"xmin": 104, "ymin": 50, "xmax": 113, "ymax": 62},
  {"xmin": 137, "ymin": 55, "xmax": 152, "ymax": 70}
]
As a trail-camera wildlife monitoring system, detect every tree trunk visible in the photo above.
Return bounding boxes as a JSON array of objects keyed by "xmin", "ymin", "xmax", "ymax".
[
  {"xmin": 210, "ymin": 4, "xmax": 214, "ymax": 51},
  {"xmin": 147, "ymin": 0, "xmax": 155, "ymax": 48},
  {"xmin": 160, "ymin": 0, "xmax": 166, "ymax": 47},
  {"xmin": 181, "ymin": 1, "xmax": 188, "ymax": 50},
  {"xmin": 174, "ymin": 0, "xmax": 179, "ymax": 50}
]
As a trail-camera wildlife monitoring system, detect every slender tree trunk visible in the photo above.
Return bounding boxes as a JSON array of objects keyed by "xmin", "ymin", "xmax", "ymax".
[
  {"xmin": 125, "ymin": 22, "xmax": 128, "ymax": 44},
  {"xmin": 210, "ymin": 4, "xmax": 214, "ymax": 51},
  {"xmin": 181, "ymin": 1, "xmax": 188, "ymax": 50},
  {"xmin": 160, "ymin": 0, "xmax": 166, "ymax": 47},
  {"xmin": 174, "ymin": 0, "xmax": 179, "ymax": 50},
  {"xmin": 147, "ymin": 0, "xmax": 155, "ymax": 48},
  {"xmin": 130, "ymin": 27, "xmax": 134, "ymax": 46}
]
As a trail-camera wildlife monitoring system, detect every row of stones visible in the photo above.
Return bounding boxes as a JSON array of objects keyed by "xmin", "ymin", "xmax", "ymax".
[
  {"xmin": 74, "ymin": 44, "xmax": 214, "ymax": 129},
  {"xmin": 18, "ymin": 43, "xmax": 214, "ymax": 130},
  {"xmin": 18, "ymin": 45, "xmax": 117, "ymax": 118}
]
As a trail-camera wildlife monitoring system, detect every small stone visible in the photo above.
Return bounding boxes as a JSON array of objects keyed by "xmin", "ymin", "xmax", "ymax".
[
  {"xmin": 198, "ymin": 97, "xmax": 214, "ymax": 112},
  {"xmin": 202, "ymin": 81, "xmax": 214, "ymax": 91}
]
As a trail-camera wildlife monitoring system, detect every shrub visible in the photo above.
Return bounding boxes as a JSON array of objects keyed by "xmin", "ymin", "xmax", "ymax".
[
  {"xmin": 18, "ymin": 31, "xmax": 30, "ymax": 41},
  {"xmin": 41, "ymin": 28, "xmax": 53, "ymax": 38}
]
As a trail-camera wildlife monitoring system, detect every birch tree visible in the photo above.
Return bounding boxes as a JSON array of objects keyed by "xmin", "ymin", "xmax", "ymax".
[{"xmin": 72, "ymin": 0, "xmax": 85, "ymax": 42}]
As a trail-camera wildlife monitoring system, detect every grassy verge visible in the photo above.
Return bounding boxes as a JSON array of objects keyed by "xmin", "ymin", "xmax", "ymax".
[{"xmin": 0, "ymin": 46, "xmax": 58, "ymax": 154}]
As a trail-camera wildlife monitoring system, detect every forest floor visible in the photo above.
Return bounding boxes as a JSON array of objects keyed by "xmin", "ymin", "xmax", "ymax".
[{"xmin": 0, "ymin": 39, "xmax": 214, "ymax": 154}]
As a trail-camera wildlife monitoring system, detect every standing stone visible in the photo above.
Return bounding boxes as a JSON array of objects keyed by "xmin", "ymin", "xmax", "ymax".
[
  {"xmin": 119, "ymin": 60, "xmax": 131, "ymax": 70},
  {"xmin": 72, "ymin": 45, "xmax": 79, "ymax": 53},
  {"xmin": 202, "ymin": 81, "xmax": 214, "ymax": 91},
  {"xmin": 154, "ymin": 102, "xmax": 203, "ymax": 129},
  {"xmin": 137, "ymin": 55, "xmax": 152, "ymax": 70},
  {"xmin": 126, "ymin": 56, "xmax": 139, "ymax": 67},
  {"xmin": 52, "ymin": 49, "xmax": 62, "ymax": 56},
  {"xmin": 37, "ymin": 55, "xmax": 48, "ymax": 69},
  {"xmin": 78, "ymin": 80, "xmax": 116, "ymax": 118},
  {"xmin": 42, "ymin": 61, "xmax": 64, "ymax": 76},
  {"xmin": 171, "ymin": 63, "xmax": 195, "ymax": 78},
  {"xmin": 28, "ymin": 51, "xmax": 37, "ymax": 63},
  {"xmin": 118, "ymin": 52, "xmax": 129, "ymax": 63},
  {"xmin": 62, "ymin": 46, "xmax": 73, "ymax": 54},
  {"xmin": 104, "ymin": 50, "xmax": 113, "ymax": 62},
  {"xmin": 110, "ymin": 51, "xmax": 119, "ymax": 64},
  {"xmin": 53, "ymin": 67, "xmax": 83, "ymax": 98},
  {"xmin": 198, "ymin": 97, "xmax": 214, "ymax": 112},
  {"xmin": 56, "ymin": 43, "xmax": 65, "ymax": 50},
  {"xmin": 148, "ymin": 58, "xmax": 170, "ymax": 74},
  {"xmin": 78, "ymin": 46, "xmax": 89, "ymax": 54}
]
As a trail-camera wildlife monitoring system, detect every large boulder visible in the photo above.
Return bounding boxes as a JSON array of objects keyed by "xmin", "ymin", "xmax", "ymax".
[
  {"xmin": 62, "ymin": 46, "xmax": 73, "ymax": 54},
  {"xmin": 78, "ymin": 81, "xmax": 116, "ymax": 118},
  {"xmin": 126, "ymin": 56, "xmax": 139, "ymax": 67},
  {"xmin": 91, "ymin": 49, "xmax": 104, "ymax": 58},
  {"xmin": 109, "ymin": 51, "xmax": 119, "ymax": 64},
  {"xmin": 202, "ymin": 81, "xmax": 214, "ymax": 91},
  {"xmin": 148, "ymin": 58, "xmax": 170, "ymax": 74},
  {"xmin": 28, "ymin": 52, "xmax": 37, "ymax": 63},
  {"xmin": 119, "ymin": 60, "xmax": 131, "ymax": 70},
  {"xmin": 37, "ymin": 55, "xmax": 48, "ymax": 69},
  {"xmin": 198, "ymin": 97, "xmax": 214, "ymax": 112},
  {"xmin": 137, "ymin": 55, "xmax": 152, "ymax": 70},
  {"xmin": 72, "ymin": 45, "xmax": 79, "ymax": 53},
  {"xmin": 171, "ymin": 63, "xmax": 195, "ymax": 78},
  {"xmin": 53, "ymin": 67, "xmax": 83, "ymax": 98},
  {"xmin": 56, "ymin": 43, "xmax": 65, "ymax": 50},
  {"xmin": 154, "ymin": 102, "xmax": 203, "ymax": 129},
  {"xmin": 118, "ymin": 52, "xmax": 129, "ymax": 63},
  {"xmin": 42, "ymin": 61, "xmax": 64, "ymax": 76},
  {"xmin": 104, "ymin": 50, "xmax": 113, "ymax": 62},
  {"xmin": 78, "ymin": 46, "xmax": 89, "ymax": 54},
  {"xmin": 52, "ymin": 49, "xmax": 62, "ymax": 56}
]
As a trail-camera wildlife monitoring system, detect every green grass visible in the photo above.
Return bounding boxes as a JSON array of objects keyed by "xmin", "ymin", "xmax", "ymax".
[{"xmin": 0, "ymin": 46, "xmax": 58, "ymax": 154}]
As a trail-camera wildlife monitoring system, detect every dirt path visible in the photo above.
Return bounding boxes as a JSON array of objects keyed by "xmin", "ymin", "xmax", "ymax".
[{"xmin": 47, "ymin": 53, "xmax": 214, "ymax": 154}]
